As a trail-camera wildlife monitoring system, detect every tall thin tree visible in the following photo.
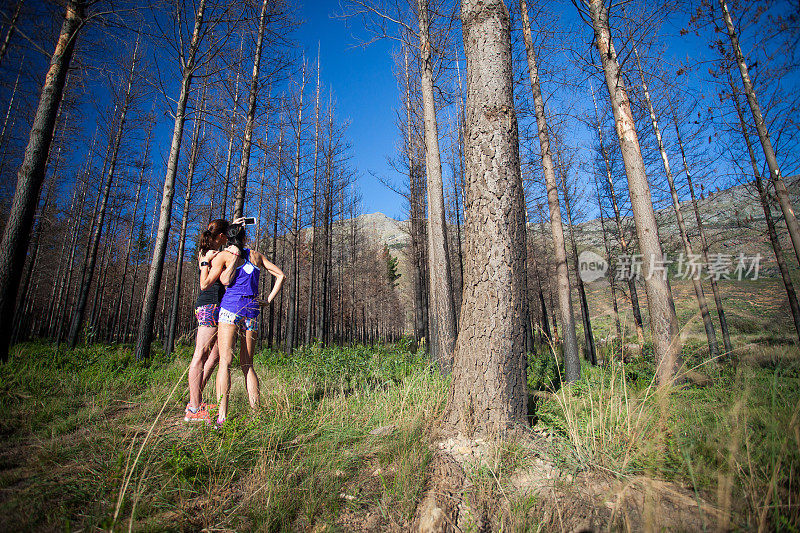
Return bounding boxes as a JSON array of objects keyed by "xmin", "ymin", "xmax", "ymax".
[
  {"xmin": 0, "ymin": 0, "xmax": 84, "ymax": 360},
  {"xmin": 585, "ymin": 0, "xmax": 682, "ymax": 384},
  {"xmin": 134, "ymin": 0, "xmax": 208, "ymax": 360},
  {"xmin": 719, "ymin": 0, "xmax": 800, "ymax": 268},
  {"xmin": 520, "ymin": 0, "xmax": 580, "ymax": 381}
]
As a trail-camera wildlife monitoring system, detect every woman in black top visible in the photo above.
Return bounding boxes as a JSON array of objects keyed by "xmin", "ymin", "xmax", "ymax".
[{"xmin": 184, "ymin": 218, "xmax": 229, "ymax": 422}]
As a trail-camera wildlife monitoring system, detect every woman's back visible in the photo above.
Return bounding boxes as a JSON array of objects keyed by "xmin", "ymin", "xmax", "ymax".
[{"xmin": 220, "ymin": 248, "xmax": 260, "ymax": 317}]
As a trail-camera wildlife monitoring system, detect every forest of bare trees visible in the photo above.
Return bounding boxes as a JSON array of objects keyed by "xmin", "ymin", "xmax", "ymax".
[
  {"xmin": 1, "ymin": 0, "xmax": 799, "ymax": 530},
  {"xmin": 0, "ymin": 0, "xmax": 798, "ymax": 429}
]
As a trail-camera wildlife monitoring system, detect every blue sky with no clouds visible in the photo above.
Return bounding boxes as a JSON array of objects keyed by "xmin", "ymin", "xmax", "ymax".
[{"xmin": 296, "ymin": 1, "xmax": 405, "ymax": 220}]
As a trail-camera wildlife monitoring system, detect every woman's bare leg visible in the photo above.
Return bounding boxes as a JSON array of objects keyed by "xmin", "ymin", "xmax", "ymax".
[
  {"xmin": 189, "ymin": 326, "xmax": 217, "ymax": 409},
  {"xmin": 200, "ymin": 340, "xmax": 220, "ymax": 392},
  {"xmin": 216, "ymin": 323, "xmax": 237, "ymax": 421},
  {"xmin": 240, "ymin": 329, "xmax": 260, "ymax": 410}
]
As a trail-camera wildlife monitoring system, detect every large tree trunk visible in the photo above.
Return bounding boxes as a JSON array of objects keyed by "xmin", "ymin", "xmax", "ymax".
[
  {"xmin": 444, "ymin": 0, "xmax": 528, "ymax": 435},
  {"xmin": 731, "ymin": 82, "xmax": 800, "ymax": 342},
  {"xmin": 590, "ymin": 83, "xmax": 645, "ymax": 345},
  {"xmin": 165, "ymin": 85, "xmax": 206, "ymax": 357},
  {"xmin": 719, "ymin": 0, "xmax": 800, "ymax": 269},
  {"xmin": 587, "ymin": 0, "xmax": 682, "ymax": 385},
  {"xmin": 520, "ymin": 0, "xmax": 580, "ymax": 381},
  {"xmin": 633, "ymin": 45, "xmax": 719, "ymax": 359},
  {"xmin": 233, "ymin": 0, "xmax": 270, "ymax": 221},
  {"xmin": 418, "ymin": 0, "xmax": 457, "ymax": 371},
  {"xmin": 0, "ymin": 0, "xmax": 83, "ymax": 361},
  {"xmin": 134, "ymin": 0, "xmax": 206, "ymax": 361},
  {"xmin": 671, "ymin": 105, "xmax": 733, "ymax": 354}
]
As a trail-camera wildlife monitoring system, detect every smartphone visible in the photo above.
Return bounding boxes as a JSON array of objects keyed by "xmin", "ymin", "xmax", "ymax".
[{"xmin": 243, "ymin": 217, "xmax": 256, "ymax": 225}]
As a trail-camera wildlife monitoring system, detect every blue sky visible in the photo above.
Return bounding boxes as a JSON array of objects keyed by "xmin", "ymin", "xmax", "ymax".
[{"xmin": 297, "ymin": 1, "xmax": 404, "ymax": 219}]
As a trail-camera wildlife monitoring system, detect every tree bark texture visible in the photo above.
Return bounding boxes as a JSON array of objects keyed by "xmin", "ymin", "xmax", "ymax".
[
  {"xmin": 520, "ymin": 0, "xmax": 580, "ymax": 381},
  {"xmin": 444, "ymin": 0, "xmax": 528, "ymax": 435},
  {"xmin": 0, "ymin": 0, "xmax": 83, "ymax": 361},
  {"xmin": 588, "ymin": 0, "xmax": 682, "ymax": 385}
]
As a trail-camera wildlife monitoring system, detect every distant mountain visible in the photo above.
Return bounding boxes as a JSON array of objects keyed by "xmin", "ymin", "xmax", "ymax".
[{"xmin": 350, "ymin": 176, "xmax": 800, "ymax": 330}]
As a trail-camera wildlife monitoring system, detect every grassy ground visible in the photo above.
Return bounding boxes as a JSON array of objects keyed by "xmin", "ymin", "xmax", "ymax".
[
  {"xmin": 0, "ymin": 337, "xmax": 798, "ymax": 530},
  {"xmin": 0, "ymin": 341, "xmax": 446, "ymax": 531},
  {"xmin": 528, "ymin": 339, "xmax": 800, "ymax": 530}
]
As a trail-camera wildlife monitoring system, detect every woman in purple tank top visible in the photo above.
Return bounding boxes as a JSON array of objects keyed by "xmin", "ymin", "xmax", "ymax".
[{"xmin": 203, "ymin": 223, "xmax": 285, "ymax": 427}]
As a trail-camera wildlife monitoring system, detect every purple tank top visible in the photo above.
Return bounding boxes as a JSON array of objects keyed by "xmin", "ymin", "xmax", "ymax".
[{"xmin": 220, "ymin": 248, "xmax": 260, "ymax": 318}]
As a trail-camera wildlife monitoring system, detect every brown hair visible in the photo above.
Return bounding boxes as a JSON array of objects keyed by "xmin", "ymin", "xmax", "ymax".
[{"xmin": 199, "ymin": 218, "xmax": 229, "ymax": 254}]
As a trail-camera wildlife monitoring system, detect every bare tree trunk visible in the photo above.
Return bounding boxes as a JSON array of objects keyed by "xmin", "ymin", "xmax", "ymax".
[
  {"xmin": 520, "ymin": 0, "xmax": 580, "ymax": 381},
  {"xmin": 418, "ymin": 0, "xmax": 457, "ymax": 371},
  {"xmin": 719, "ymin": 0, "xmax": 800, "ymax": 268},
  {"xmin": 731, "ymin": 82, "xmax": 800, "ymax": 342},
  {"xmin": 267, "ymin": 117, "xmax": 284, "ymax": 348},
  {"xmin": 67, "ymin": 38, "xmax": 139, "ymax": 348},
  {"xmin": 591, "ymin": 84, "xmax": 645, "ymax": 344},
  {"xmin": 670, "ymin": 104, "xmax": 733, "ymax": 354},
  {"xmin": 47, "ymin": 170, "xmax": 84, "ymax": 336},
  {"xmin": 0, "ymin": 0, "xmax": 22, "ymax": 67},
  {"xmin": 221, "ymin": 38, "xmax": 243, "ymax": 219},
  {"xmin": 233, "ymin": 0, "xmax": 270, "ymax": 221},
  {"xmin": 587, "ymin": 0, "xmax": 682, "ymax": 385},
  {"xmin": 633, "ymin": 45, "xmax": 719, "ymax": 359},
  {"xmin": 166, "ymin": 84, "xmax": 206, "ymax": 356},
  {"xmin": 558, "ymin": 150, "xmax": 597, "ymax": 365},
  {"xmin": 305, "ymin": 47, "xmax": 321, "ymax": 345},
  {"xmin": 0, "ymin": 59, "xmax": 22, "ymax": 144},
  {"xmin": 594, "ymin": 176, "xmax": 622, "ymax": 341},
  {"xmin": 285, "ymin": 63, "xmax": 305, "ymax": 354},
  {"xmin": 0, "ymin": 0, "xmax": 83, "ymax": 360},
  {"xmin": 445, "ymin": 0, "xmax": 528, "ymax": 434},
  {"xmin": 528, "ymin": 232, "xmax": 551, "ymax": 343},
  {"xmin": 113, "ymin": 115, "xmax": 154, "ymax": 342},
  {"xmin": 134, "ymin": 0, "xmax": 206, "ymax": 361}
]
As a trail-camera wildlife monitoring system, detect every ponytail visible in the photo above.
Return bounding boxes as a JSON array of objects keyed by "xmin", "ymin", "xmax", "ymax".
[{"xmin": 198, "ymin": 229, "xmax": 215, "ymax": 255}]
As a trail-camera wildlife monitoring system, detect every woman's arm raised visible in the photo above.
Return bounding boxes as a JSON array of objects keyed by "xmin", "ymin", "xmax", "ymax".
[
  {"xmin": 252, "ymin": 250, "xmax": 285, "ymax": 303},
  {"xmin": 201, "ymin": 251, "xmax": 232, "ymax": 290}
]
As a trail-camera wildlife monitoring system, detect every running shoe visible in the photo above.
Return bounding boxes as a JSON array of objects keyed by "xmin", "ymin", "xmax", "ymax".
[{"xmin": 184, "ymin": 406, "xmax": 211, "ymax": 423}]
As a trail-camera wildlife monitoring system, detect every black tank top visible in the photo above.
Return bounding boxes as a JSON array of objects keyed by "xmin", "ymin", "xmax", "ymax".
[{"xmin": 196, "ymin": 279, "xmax": 225, "ymax": 308}]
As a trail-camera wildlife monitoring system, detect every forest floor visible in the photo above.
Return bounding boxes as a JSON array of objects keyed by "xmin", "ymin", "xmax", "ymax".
[{"xmin": 0, "ymin": 334, "xmax": 798, "ymax": 531}]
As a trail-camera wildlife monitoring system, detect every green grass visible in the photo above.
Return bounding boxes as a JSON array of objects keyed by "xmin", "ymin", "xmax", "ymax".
[
  {"xmin": 2, "ymin": 334, "xmax": 799, "ymax": 531},
  {"xmin": 529, "ymin": 340, "xmax": 800, "ymax": 529},
  {"xmin": 0, "ymin": 340, "xmax": 446, "ymax": 531}
]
